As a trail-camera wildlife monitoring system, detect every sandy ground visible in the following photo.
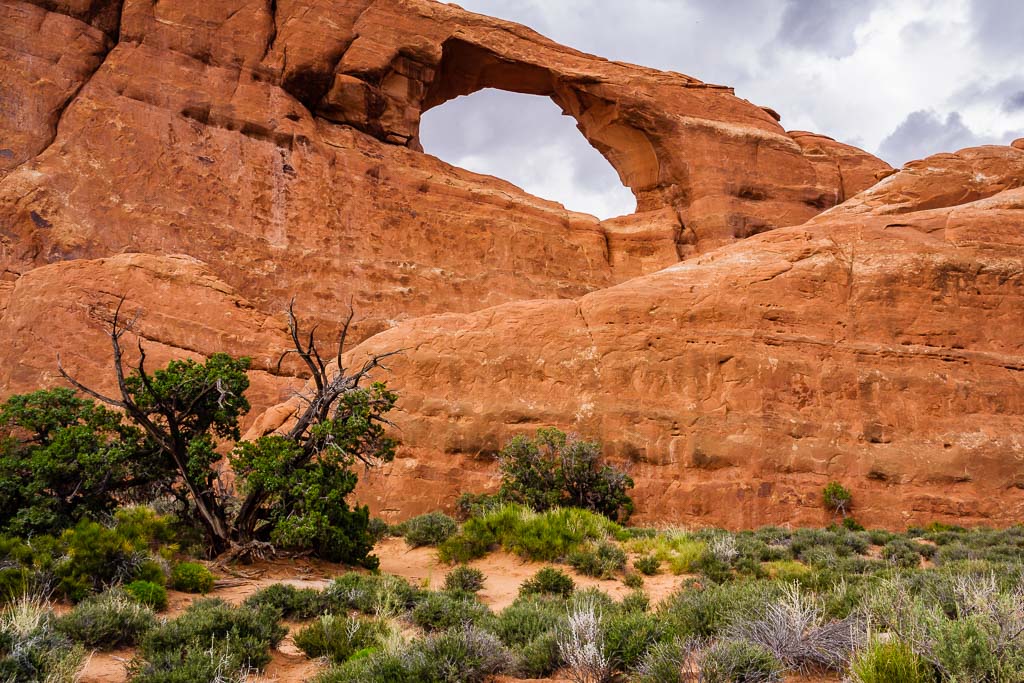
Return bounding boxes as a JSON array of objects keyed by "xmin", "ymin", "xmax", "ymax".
[{"xmin": 76, "ymin": 538, "xmax": 838, "ymax": 683}]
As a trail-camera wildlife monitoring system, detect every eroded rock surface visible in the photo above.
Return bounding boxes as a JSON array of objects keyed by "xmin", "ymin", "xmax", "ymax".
[{"xmin": 2, "ymin": 0, "xmax": 1021, "ymax": 529}]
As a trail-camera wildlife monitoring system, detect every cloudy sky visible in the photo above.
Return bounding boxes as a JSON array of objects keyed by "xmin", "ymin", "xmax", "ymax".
[{"xmin": 419, "ymin": 0, "xmax": 1024, "ymax": 218}]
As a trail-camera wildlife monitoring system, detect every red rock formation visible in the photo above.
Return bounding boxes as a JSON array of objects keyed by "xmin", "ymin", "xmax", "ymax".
[{"xmin": 3, "ymin": 0, "xmax": 1021, "ymax": 529}]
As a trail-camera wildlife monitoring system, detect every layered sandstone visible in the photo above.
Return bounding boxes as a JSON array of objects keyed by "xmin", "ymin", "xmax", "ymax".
[{"xmin": 2, "ymin": 0, "xmax": 1022, "ymax": 529}]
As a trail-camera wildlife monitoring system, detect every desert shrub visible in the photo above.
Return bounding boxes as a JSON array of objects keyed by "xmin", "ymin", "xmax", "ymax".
[
  {"xmin": 294, "ymin": 614, "xmax": 388, "ymax": 663},
  {"xmin": 512, "ymin": 630, "xmax": 562, "ymax": 678},
  {"xmin": 868, "ymin": 529, "xmax": 898, "ymax": 546},
  {"xmin": 411, "ymin": 590, "xmax": 490, "ymax": 632},
  {"xmin": 170, "ymin": 562, "xmax": 214, "ymax": 593},
  {"xmin": 520, "ymin": 567, "xmax": 576, "ymax": 598},
  {"xmin": 325, "ymin": 572, "xmax": 421, "ymax": 617},
  {"xmin": 701, "ymin": 640, "xmax": 782, "ymax": 683},
  {"xmin": 605, "ymin": 610, "xmax": 666, "ymax": 671},
  {"xmin": 133, "ymin": 598, "xmax": 285, "ymax": 680},
  {"xmin": 823, "ymin": 481, "xmax": 852, "ymax": 515},
  {"xmin": 401, "ymin": 512, "xmax": 458, "ymax": 548},
  {"xmin": 843, "ymin": 517, "xmax": 866, "ymax": 531},
  {"xmin": 625, "ymin": 531, "xmax": 706, "ymax": 575},
  {"xmin": 0, "ymin": 595, "xmax": 86, "ymax": 683},
  {"xmin": 444, "ymin": 566, "xmax": 485, "ymax": 594},
  {"xmin": 438, "ymin": 504, "xmax": 621, "ymax": 564},
  {"xmin": 489, "ymin": 594, "xmax": 564, "ymax": 647},
  {"xmin": 729, "ymin": 583, "xmax": 863, "ymax": 671},
  {"xmin": 636, "ymin": 637, "xmax": 703, "ymax": 683},
  {"xmin": 850, "ymin": 639, "xmax": 933, "ymax": 683},
  {"xmin": 126, "ymin": 580, "xmax": 168, "ymax": 611},
  {"xmin": 883, "ymin": 539, "xmax": 923, "ymax": 569},
  {"xmin": 762, "ymin": 560, "xmax": 812, "ymax": 583},
  {"xmin": 242, "ymin": 583, "xmax": 325, "ymax": 619},
  {"xmin": 498, "ymin": 427, "xmax": 634, "ymax": 521},
  {"xmin": 634, "ymin": 554, "xmax": 661, "ymax": 576},
  {"xmin": 321, "ymin": 624, "xmax": 510, "ymax": 683},
  {"xmin": 569, "ymin": 541, "xmax": 627, "ymax": 578},
  {"xmin": 55, "ymin": 509, "xmax": 174, "ymax": 601},
  {"xmin": 623, "ymin": 571, "xmax": 644, "ymax": 589},
  {"xmin": 366, "ymin": 518, "xmax": 391, "ymax": 544},
  {"xmin": 455, "ymin": 492, "xmax": 502, "ymax": 520},
  {"xmin": 659, "ymin": 580, "xmax": 778, "ymax": 639},
  {"xmin": 621, "ymin": 589, "xmax": 650, "ymax": 614},
  {"xmin": 558, "ymin": 595, "xmax": 613, "ymax": 683},
  {"xmin": 55, "ymin": 589, "xmax": 156, "ymax": 648}
]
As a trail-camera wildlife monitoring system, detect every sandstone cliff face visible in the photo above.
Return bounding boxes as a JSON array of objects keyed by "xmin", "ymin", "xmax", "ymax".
[{"xmin": 2, "ymin": 0, "xmax": 1021, "ymax": 529}]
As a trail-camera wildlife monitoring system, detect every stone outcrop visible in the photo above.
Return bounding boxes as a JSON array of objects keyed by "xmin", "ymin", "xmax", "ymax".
[{"xmin": 3, "ymin": 0, "xmax": 1022, "ymax": 529}]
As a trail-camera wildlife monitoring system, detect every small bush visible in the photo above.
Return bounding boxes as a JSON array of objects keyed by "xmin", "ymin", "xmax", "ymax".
[
  {"xmin": 624, "ymin": 532, "xmax": 706, "ymax": 575},
  {"xmin": 823, "ymin": 481, "xmax": 852, "ymax": 514},
  {"xmin": 851, "ymin": 639, "xmax": 933, "ymax": 683},
  {"xmin": 444, "ymin": 566, "xmax": 485, "ymax": 594},
  {"xmin": 636, "ymin": 637, "xmax": 702, "ymax": 683},
  {"xmin": 55, "ymin": 589, "xmax": 156, "ymax": 648},
  {"xmin": 623, "ymin": 571, "xmax": 644, "ymax": 589},
  {"xmin": 621, "ymin": 589, "xmax": 650, "ymax": 614},
  {"xmin": 411, "ymin": 590, "xmax": 490, "ymax": 632},
  {"xmin": 243, "ymin": 583, "xmax": 325, "ymax": 619},
  {"xmin": 498, "ymin": 427, "xmax": 634, "ymax": 521},
  {"xmin": 490, "ymin": 595, "xmax": 564, "ymax": 647},
  {"xmin": 366, "ymin": 518, "xmax": 391, "ymax": 544},
  {"xmin": 400, "ymin": 512, "xmax": 458, "ymax": 548},
  {"xmin": 634, "ymin": 554, "xmax": 661, "ymax": 576},
  {"xmin": 294, "ymin": 614, "xmax": 387, "ymax": 663},
  {"xmin": 701, "ymin": 640, "xmax": 782, "ymax": 683},
  {"xmin": 883, "ymin": 539, "xmax": 923, "ymax": 569},
  {"xmin": 605, "ymin": 610, "xmax": 665, "ymax": 671},
  {"xmin": 569, "ymin": 540, "xmax": 627, "ymax": 579},
  {"xmin": 455, "ymin": 492, "xmax": 502, "ymax": 520},
  {"xmin": 659, "ymin": 580, "xmax": 780, "ymax": 640},
  {"xmin": 134, "ymin": 598, "xmax": 286, "ymax": 679},
  {"xmin": 322, "ymin": 624, "xmax": 509, "ymax": 683},
  {"xmin": 0, "ymin": 595, "xmax": 87, "ymax": 683},
  {"xmin": 170, "ymin": 562, "xmax": 214, "ymax": 594},
  {"xmin": 324, "ymin": 573, "xmax": 421, "ymax": 617},
  {"xmin": 512, "ymin": 630, "xmax": 562, "ymax": 678},
  {"xmin": 126, "ymin": 580, "xmax": 168, "ymax": 611},
  {"xmin": 520, "ymin": 567, "xmax": 575, "ymax": 598}
]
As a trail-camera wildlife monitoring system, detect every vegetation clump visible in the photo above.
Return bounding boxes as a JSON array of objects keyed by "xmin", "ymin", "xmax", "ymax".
[
  {"xmin": 170, "ymin": 562, "xmax": 214, "ymax": 594},
  {"xmin": 498, "ymin": 427, "xmax": 634, "ymax": 521},
  {"xmin": 399, "ymin": 512, "xmax": 458, "ymax": 548}
]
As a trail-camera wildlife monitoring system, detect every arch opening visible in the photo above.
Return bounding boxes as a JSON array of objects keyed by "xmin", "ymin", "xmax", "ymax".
[{"xmin": 419, "ymin": 88, "xmax": 638, "ymax": 220}]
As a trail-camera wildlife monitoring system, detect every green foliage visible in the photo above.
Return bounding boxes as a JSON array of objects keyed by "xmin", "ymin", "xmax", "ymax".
[
  {"xmin": 55, "ymin": 589, "xmax": 156, "ymax": 648},
  {"xmin": 294, "ymin": 614, "xmax": 388, "ymax": 663},
  {"xmin": 498, "ymin": 427, "xmax": 634, "ymax": 521},
  {"xmin": 170, "ymin": 562, "xmax": 214, "ymax": 594},
  {"xmin": 454, "ymin": 492, "xmax": 502, "ymax": 520},
  {"xmin": 324, "ymin": 573, "xmax": 422, "ymax": 617},
  {"xmin": 321, "ymin": 625, "xmax": 509, "ymax": 683},
  {"xmin": 624, "ymin": 532, "xmax": 706, "ymax": 574},
  {"xmin": 623, "ymin": 571, "xmax": 645, "ymax": 589},
  {"xmin": 366, "ymin": 518, "xmax": 391, "ymax": 543},
  {"xmin": 400, "ymin": 512, "xmax": 458, "ymax": 548},
  {"xmin": 883, "ymin": 539, "xmax": 924, "ymax": 569},
  {"xmin": 568, "ymin": 540, "xmax": 627, "ymax": 578},
  {"xmin": 700, "ymin": 640, "xmax": 782, "ymax": 683},
  {"xmin": 634, "ymin": 554, "xmax": 661, "ymax": 576},
  {"xmin": 411, "ymin": 590, "xmax": 491, "ymax": 632},
  {"xmin": 519, "ymin": 567, "xmax": 575, "ymax": 598},
  {"xmin": 126, "ymin": 581, "xmax": 168, "ymax": 611},
  {"xmin": 438, "ymin": 504, "xmax": 621, "ymax": 564},
  {"xmin": 659, "ymin": 580, "xmax": 778, "ymax": 639},
  {"xmin": 510, "ymin": 630, "xmax": 562, "ymax": 678},
  {"xmin": 823, "ymin": 481, "xmax": 852, "ymax": 514},
  {"xmin": 444, "ymin": 566, "xmax": 485, "ymax": 593},
  {"xmin": 133, "ymin": 598, "xmax": 286, "ymax": 681},
  {"xmin": 0, "ymin": 388, "xmax": 159, "ymax": 537},
  {"xmin": 850, "ymin": 639, "xmax": 933, "ymax": 683},
  {"xmin": 0, "ymin": 596, "xmax": 86, "ymax": 683},
  {"xmin": 242, "ymin": 583, "xmax": 325, "ymax": 620},
  {"xmin": 604, "ymin": 610, "xmax": 666, "ymax": 671},
  {"xmin": 488, "ymin": 595, "xmax": 564, "ymax": 647}
]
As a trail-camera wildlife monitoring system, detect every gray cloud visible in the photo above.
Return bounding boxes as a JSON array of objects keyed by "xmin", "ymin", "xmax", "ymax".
[
  {"xmin": 878, "ymin": 110, "xmax": 1023, "ymax": 166},
  {"xmin": 969, "ymin": 0, "xmax": 1024, "ymax": 60},
  {"xmin": 1006, "ymin": 92, "xmax": 1024, "ymax": 113},
  {"xmin": 776, "ymin": 0, "xmax": 878, "ymax": 58}
]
